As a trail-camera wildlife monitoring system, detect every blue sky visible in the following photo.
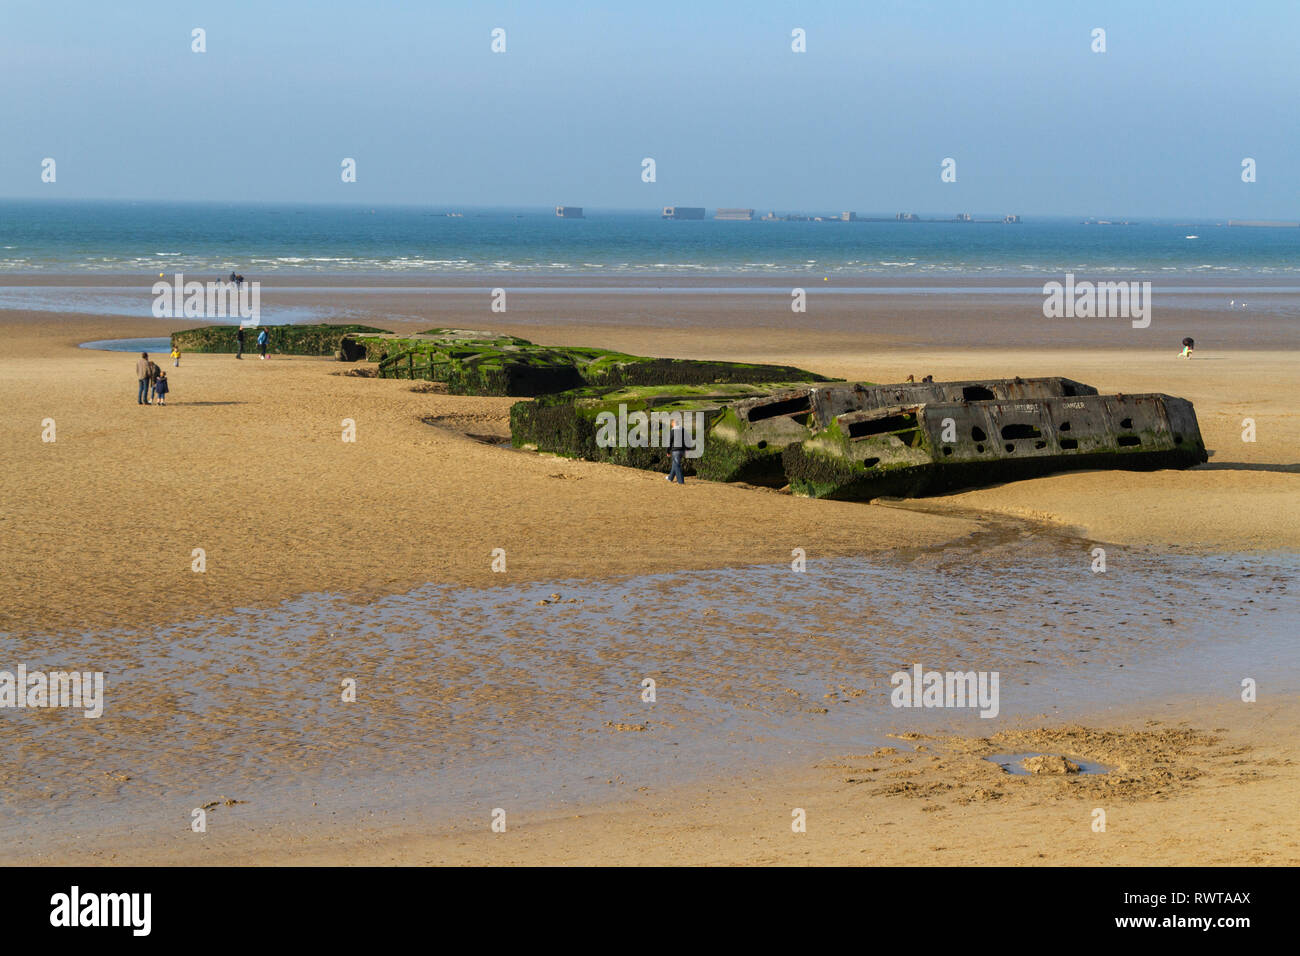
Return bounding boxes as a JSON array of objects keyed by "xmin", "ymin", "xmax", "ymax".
[{"xmin": 1, "ymin": 0, "xmax": 1297, "ymax": 217}]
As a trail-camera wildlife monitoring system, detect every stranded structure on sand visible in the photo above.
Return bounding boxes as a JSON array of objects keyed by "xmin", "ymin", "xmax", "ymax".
[
  {"xmin": 172, "ymin": 325, "xmax": 832, "ymax": 397},
  {"xmin": 782, "ymin": 390, "xmax": 1205, "ymax": 500},
  {"xmin": 171, "ymin": 325, "xmax": 1209, "ymax": 498},
  {"xmin": 511, "ymin": 374, "xmax": 1206, "ymax": 498}
]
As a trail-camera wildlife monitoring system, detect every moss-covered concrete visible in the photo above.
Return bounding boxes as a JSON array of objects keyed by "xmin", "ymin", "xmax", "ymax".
[
  {"xmin": 360, "ymin": 329, "xmax": 833, "ymax": 398},
  {"xmin": 511, "ymin": 382, "xmax": 813, "ymax": 473},
  {"xmin": 172, "ymin": 324, "xmax": 392, "ymax": 356},
  {"xmin": 784, "ymin": 393, "xmax": 1208, "ymax": 500}
]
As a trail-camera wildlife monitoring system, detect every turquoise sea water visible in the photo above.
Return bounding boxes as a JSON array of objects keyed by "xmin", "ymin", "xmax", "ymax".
[{"xmin": 4, "ymin": 200, "xmax": 1300, "ymax": 276}]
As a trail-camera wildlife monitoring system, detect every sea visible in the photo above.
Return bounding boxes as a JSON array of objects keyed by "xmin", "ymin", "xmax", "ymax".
[{"xmin": 3, "ymin": 199, "xmax": 1300, "ymax": 277}]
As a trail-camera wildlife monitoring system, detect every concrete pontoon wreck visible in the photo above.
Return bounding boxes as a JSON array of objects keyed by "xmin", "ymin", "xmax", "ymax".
[
  {"xmin": 783, "ymin": 392, "xmax": 1207, "ymax": 500},
  {"xmin": 703, "ymin": 377, "xmax": 1099, "ymax": 484}
]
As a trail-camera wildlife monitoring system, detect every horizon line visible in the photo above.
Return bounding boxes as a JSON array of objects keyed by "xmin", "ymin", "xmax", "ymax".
[{"xmin": 0, "ymin": 196, "xmax": 1294, "ymax": 224}]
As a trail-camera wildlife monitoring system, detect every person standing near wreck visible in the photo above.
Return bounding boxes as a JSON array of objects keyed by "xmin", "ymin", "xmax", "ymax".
[
  {"xmin": 235, "ymin": 325, "xmax": 246, "ymax": 359},
  {"xmin": 665, "ymin": 415, "xmax": 687, "ymax": 485}
]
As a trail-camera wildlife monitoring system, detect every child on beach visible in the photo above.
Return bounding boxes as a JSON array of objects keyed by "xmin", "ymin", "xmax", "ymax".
[
  {"xmin": 171, "ymin": 344, "xmax": 181, "ymax": 367},
  {"xmin": 153, "ymin": 371, "xmax": 170, "ymax": 405},
  {"xmin": 1180, "ymin": 336, "xmax": 1195, "ymax": 359}
]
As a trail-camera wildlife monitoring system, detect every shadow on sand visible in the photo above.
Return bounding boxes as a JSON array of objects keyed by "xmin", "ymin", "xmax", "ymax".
[{"xmin": 1196, "ymin": 461, "xmax": 1300, "ymax": 474}]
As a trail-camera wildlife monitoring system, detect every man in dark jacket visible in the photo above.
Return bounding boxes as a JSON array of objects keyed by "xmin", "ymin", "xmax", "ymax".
[
  {"xmin": 236, "ymin": 325, "xmax": 246, "ymax": 359},
  {"xmin": 665, "ymin": 415, "xmax": 687, "ymax": 485},
  {"xmin": 136, "ymin": 352, "xmax": 152, "ymax": 404}
]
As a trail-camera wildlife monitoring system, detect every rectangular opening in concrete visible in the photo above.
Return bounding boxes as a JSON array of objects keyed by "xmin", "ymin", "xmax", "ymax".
[
  {"xmin": 747, "ymin": 394, "xmax": 812, "ymax": 422},
  {"xmin": 847, "ymin": 413, "xmax": 917, "ymax": 439},
  {"xmin": 1000, "ymin": 423, "xmax": 1043, "ymax": 440}
]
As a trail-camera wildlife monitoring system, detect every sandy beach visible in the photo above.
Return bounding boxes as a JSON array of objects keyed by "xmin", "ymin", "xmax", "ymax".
[{"xmin": 2, "ymin": 277, "xmax": 1296, "ymax": 866}]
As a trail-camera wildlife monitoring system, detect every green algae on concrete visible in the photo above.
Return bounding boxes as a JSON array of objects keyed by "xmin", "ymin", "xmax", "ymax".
[
  {"xmin": 361, "ymin": 329, "xmax": 833, "ymax": 397},
  {"xmin": 511, "ymin": 383, "xmax": 813, "ymax": 474},
  {"xmin": 784, "ymin": 393, "xmax": 1208, "ymax": 500},
  {"xmin": 172, "ymin": 323, "xmax": 392, "ymax": 356},
  {"xmin": 698, "ymin": 377, "xmax": 1096, "ymax": 486}
]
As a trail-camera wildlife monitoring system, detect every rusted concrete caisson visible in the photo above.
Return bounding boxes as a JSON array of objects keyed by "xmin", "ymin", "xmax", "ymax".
[
  {"xmin": 783, "ymin": 392, "xmax": 1207, "ymax": 500},
  {"xmin": 699, "ymin": 377, "xmax": 1097, "ymax": 484}
]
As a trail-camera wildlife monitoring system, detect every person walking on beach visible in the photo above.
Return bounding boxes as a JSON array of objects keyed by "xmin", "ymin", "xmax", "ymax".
[
  {"xmin": 171, "ymin": 343, "xmax": 181, "ymax": 367},
  {"xmin": 153, "ymin": 370, "xmax": 170, "ymax": 405},
  {"xmin": 257, "ymin": 326, "xmax": 269, "ymax": 360},
  {"xmin": 235, "ymin": 325, "xmax": 246, "ymax": 359},
  {"xmin": 136, "ymin": 351, "xmax": 153, "ymax": 404},
  {"xmin": 665, "ymin": 415, "xmax": 687, "ymax": 485},
  {"xmin": 147, "ymin": 357, "xmax": 161, "ymax": 402}
]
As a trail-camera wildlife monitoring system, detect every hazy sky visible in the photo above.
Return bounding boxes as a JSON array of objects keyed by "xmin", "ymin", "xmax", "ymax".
[{"xmin": 2, "ymin": 0, "xmax": 1297, "ymax": 217}]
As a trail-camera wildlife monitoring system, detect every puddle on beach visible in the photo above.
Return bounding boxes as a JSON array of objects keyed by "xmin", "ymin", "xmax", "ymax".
[
  {"xmin": 1, "ymin": 538, "xmax": 1295, "ymax": 849},
  {"xmin": 79, "ymin": 336, "xmax": 173, "ymax": 353},
  {"xmin": 985, "ymin": 753, "xmax": 1110, "ymax": 776}
]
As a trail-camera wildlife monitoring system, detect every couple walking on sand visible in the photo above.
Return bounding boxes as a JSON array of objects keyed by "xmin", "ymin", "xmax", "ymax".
[
  {"xmin": 236, "ymin": 325, "xmax": 269, "ymax": 360},
  {"xmin": 135, "ymin": 352, "xmax": 171, "ymax": 405}
]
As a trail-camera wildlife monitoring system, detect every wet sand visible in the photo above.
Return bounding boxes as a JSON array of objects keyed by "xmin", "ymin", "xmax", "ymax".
[
  {"xmin": 5, "ymin": 536, "xmax": 1296, "ymax": 865},
  {"xmin": 22, "ymin": 697, "xmax": 1297, "ymax": 866},
  {"xmin": 2, "ymin": 276, "xmax": 1296, "ymax": 865}
]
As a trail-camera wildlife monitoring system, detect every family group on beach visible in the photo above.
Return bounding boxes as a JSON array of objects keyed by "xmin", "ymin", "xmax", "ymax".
[
  {"xmin": 134, "ymin": 326, "xmax": 270, "ymax": 403},
  {"xmin": 135, "ymin": 350, "xmax": 177, "ymax": 405}
]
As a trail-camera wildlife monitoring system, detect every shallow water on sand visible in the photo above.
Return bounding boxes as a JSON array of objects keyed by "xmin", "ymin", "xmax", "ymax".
[
  {"xmin": 79, "ymin": 336, "xmax": 173, "ymax": 353},
  {"xmin": 1, "ymin": 536, "xmax": 1294, "ymax": 847}
]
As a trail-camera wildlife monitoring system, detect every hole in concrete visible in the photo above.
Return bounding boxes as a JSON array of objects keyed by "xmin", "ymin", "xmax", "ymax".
[
  {"xmin": 985, "ymin": 753, "xmax": 1110, "ymax": 776},
  {"xmin": 1119, "ymin": 417, "xmax": 1134, "ymax": 429},
  {"xmin": 1005, "ymin": 443, "xmax": 1015, "ymax": 453},
  {"xmin": 1059, "ymin": 421, "xmax": 1071, "ymax": 431},
  {"xmin": 976, "ymin": 443, "xmax": 985, "ymax": 453},
  {"xmin": 971, "ymin": 426, "xmax": 987, "ymax": 441},
  {"xmin": 1001, "ymin": 423, "xmax": 1042, "ymax": 440},
  {"xmin": 1060, "ymin": 438, "xmax": 1079, "ymax": 450},
  {"xmin": 847, "ymin": 413, "xmax": 917, "ymax": 439},
  {"xmin": 942, "ymin": 446, "xmax": 953, "ymax": 456},
  {"xmin": 747, "ymin": 395, "xmax": 812, "ymax": 422},
  {"xmin": 862, "ymin": 457, "xmax": 880, "ymax": 468},
  {"xmin": 1034, "ymin": 440, "xmax": 1047, "ymax": 449},
  {"xmin": 756, "ymin": 440, "xmax": 768, "ymax": 449},
  {"xmin": 1174, "ymin": 434, "xmax": 1183, "ymax": 444},
  {"xmin": 962, "ymin": 385, "xmax": 995, "ymax": 401},
  {"xmin": 1117, "ymin": 435, "xmax": 1141, "ymax": 447}
]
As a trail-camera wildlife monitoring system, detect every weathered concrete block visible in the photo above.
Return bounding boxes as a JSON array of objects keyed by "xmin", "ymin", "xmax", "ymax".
[{"xmin": 786, "ymin": 392, "xmax": 1207, "ymax": 500}]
